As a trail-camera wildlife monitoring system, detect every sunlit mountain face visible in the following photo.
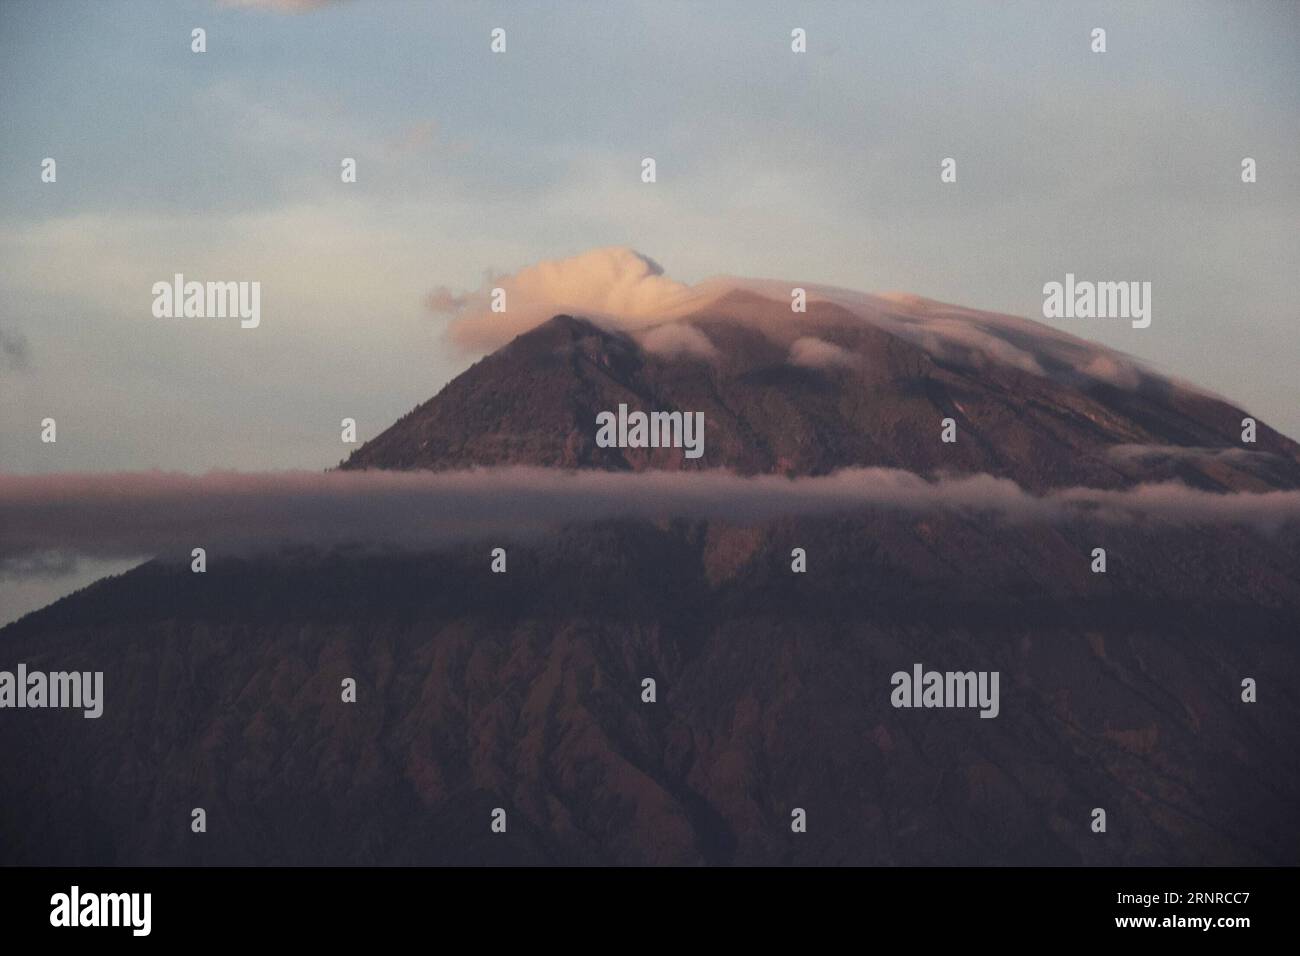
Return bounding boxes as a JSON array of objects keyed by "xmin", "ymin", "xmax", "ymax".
[{"xmin": 346, "ymin": 296, "xmax": 1300, "ymax": 491}]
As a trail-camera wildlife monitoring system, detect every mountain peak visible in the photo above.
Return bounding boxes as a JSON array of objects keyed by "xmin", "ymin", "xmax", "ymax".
[{"xmin": 345, "ymin": 299, "xmax": 1300, "ymax": 490}]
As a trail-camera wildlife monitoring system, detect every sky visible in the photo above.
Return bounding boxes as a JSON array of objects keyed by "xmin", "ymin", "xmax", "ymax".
[{"xmin": 0, "ymin": 0, "xmax": 1297, "ymax": 619}]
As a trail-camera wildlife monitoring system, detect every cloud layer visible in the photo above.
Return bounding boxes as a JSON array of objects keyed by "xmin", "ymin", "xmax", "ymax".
[
  {"xmin": 3, "ymin": 467, "xmax": 1297, "ymax": 575},
  {"xmin": 638, "ymin": 323, "xmax": 719, "ymax": 360},
  {"xmin": 433, "ymin": 247, "xmax": 1180, "ymax": 396}
]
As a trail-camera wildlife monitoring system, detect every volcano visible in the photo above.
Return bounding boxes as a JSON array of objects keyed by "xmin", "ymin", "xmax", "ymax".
[
  {"xmin": 2, "ymin": 280, "xmax": 1298, "ymax": 866},
  {"xmin": 342, "ymin": 292, "xmax": 1300, "ymax": 492}
]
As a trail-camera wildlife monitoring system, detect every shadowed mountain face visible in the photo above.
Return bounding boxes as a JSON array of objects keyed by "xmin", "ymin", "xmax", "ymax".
[
  {"xmin": 342, "ymin": 297, "xmax": 1300, "ymax": 493},
  {"xmin": 2, "ymin": 515, "xmax": 1298, "ymax": 866},
  {"xmin": 3, "ymin": 293, "xmax": 1299, "ymax": 866}
]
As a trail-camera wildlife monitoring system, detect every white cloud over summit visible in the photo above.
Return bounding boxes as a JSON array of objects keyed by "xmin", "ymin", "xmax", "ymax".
[
  {"xmin": 639, "ymin": 323, "xmax": 719, "ymax": 360},
  {"xmin": 438, "ymin": 247, "xmax": 703, "ymax": 349},
  {"xmin": 436, "ymin": 247, "xmax": 1169, "ymax": 393}
]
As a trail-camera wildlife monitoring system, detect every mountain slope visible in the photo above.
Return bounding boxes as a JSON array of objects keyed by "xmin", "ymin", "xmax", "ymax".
[
  {"xmin": 2, "ymin": 510, "xmax": 1298, "ymax": 865},
  {"xmin": 343, "ymin": 294, "xmax": 1300, "ymax": 492}
]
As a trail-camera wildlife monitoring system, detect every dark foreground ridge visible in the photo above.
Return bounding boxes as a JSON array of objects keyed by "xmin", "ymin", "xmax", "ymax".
[{"xmin": 3, "ymin": 509, "xmax": 1298, "ymax": 865}]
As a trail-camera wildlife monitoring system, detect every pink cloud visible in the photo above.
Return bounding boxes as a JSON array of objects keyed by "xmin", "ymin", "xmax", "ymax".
[{"xmin": 788, "ymin": 337, "xmax": 855, "ymax": 369}]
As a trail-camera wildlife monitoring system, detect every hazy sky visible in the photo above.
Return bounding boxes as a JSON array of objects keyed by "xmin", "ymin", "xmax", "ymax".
[{"xmin": 1, "ymin": 0, "xmax": 1297, "ymax": 479}]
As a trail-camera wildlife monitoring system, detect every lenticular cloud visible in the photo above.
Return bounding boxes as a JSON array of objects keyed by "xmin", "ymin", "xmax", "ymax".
[{"xmin": 433, "ymin": 247, "xmax": 1178, "ymax": 394}]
